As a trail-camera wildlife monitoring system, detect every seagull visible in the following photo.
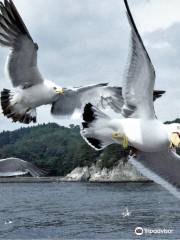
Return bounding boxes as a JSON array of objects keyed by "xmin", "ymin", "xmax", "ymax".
[
  {"xmin": 0, "ymin": 157, "xmax": 45, "ymax": 177},
  {"xmin": 0, "ymin": 0, "xmax": 133, "ymax": 125},
  {"xmin": 81, "ymin": 0, "xmax": 180, "ymax": 199}
]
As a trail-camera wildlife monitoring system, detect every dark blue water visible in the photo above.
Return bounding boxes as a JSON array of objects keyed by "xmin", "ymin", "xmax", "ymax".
[{"xmin": 0, "ymin": 182, "xmax": 179, "ymax": 239}]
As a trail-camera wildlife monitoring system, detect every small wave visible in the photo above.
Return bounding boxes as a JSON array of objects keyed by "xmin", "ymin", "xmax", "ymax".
[
  {"xmin": 122, "ymin": 207, "xmax": 131, "ymax": 217},
  {"xmin": 4, "ymin": 220, "xmax": 13, "ymax": 225}
]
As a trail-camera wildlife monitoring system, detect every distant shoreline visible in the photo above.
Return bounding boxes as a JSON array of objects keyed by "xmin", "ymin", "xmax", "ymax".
[{"xmin": 0, "ymin": 177, "xmax": 152, "ymax": 184}]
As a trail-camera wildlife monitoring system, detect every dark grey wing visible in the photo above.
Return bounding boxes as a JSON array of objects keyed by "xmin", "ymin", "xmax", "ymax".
[
  {"xmin": 51, "ymin": 84, "xmax": 123, "ymax": 116},
  {"xmin": 51, "ymin": 83, "xmax": 165, "ymax": 117},
  {"xmin": 122, "ymin": 0, "xmax": 156, "ymax": 119},
  {"xmin": 129, "ymin": 151, "xmax": 180, "ymax": 199},
  {"xmin": 0, "ymin": 0, "xmax": 43, "ymax": 88},
  {"xmin": 0, "ymin": 158, "xmax": 46, "ymax": 177}
]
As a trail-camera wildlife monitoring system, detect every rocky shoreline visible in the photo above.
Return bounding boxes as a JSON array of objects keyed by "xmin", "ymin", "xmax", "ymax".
[
  {"xmin": 0, "ymin": 178, "xmax": 151, "ymax": 183},
  {"xmin": 0, "ymin": 161, "xmax": 150, "ymax": 183}
]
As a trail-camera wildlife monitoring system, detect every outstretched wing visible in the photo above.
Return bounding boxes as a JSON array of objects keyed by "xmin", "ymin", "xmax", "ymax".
[
  {"xmin": 51, "ymin": 84, "xmax": 123, "ymax": 116},
  {"xmin": 0, "ymin": 0, "xmax": 43, "ymax": 88},
  {"xmin": 51, "ymin": 83, "xmax": 165, "ymax": 117},
  {"xmin": 130, "ymin": 150, "xmax": 180, "ymax": 200},
  {"xmin": 0, "ymin": 158, "xmax": 46, "ymax": 177},
  {"xmin": 122, "ymin": 0, "xmax": 156, "ymax": 119}
]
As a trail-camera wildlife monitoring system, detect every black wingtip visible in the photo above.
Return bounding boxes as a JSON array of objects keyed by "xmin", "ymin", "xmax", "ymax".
[
  {"xmin": 124, "ymin": 0, "xmax": 155, "ymax": 76},
  {"xmin": 0, "ymin": 0, "xmax": 32, "ymax": 40},
  {"xmin": 1, "ymin": 88, "xmax": 12, "ymax": 116},
  {"xmin": 153, "ymin": 90, "xmax": 166, "ymax": 101},
  {"xmin": 82, "ymin": 103, "xmax": 96, "ymax": 128},
  {"xmin": 124, "ymin": 0, "xmax": 141, "ymax": 41},
  {"xmin": 100, "ymin": 83, "xmax": 109, "ymax": 87},
  {"xmin": 1, "ymin": 88, "xmax": 37, "ymax": 124},
  {"xmin": 124, "ymin": 0, "xmax": 129, "ymax": 9},
  {"xmin": 87, "ymin": 137, "xmax": 102, "ymax": 150}
]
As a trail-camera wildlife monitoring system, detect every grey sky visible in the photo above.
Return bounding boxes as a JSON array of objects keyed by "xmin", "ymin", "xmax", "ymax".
[{"xmin": 0, "ymin": 0, "xmax": 180, "ymax": 132}]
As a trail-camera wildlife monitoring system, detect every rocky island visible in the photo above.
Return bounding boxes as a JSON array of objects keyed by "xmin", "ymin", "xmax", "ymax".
[{"xmin": 63, "ymin": 161, "xmax": 147, "ymax": 182}]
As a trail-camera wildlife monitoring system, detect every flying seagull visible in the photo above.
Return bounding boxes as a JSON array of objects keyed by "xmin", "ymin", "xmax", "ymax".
[
  {"xmin": 0, "ymin": 0, "xmax": 165, "ymax": 124},
  {"xmin": 0, "ymin": 0, "xmax": 119, "ymax": 124},
  {"xmin": 81, "ymin": 0, "xmax": 180, "ymax": 199},
  {"xmin": 0, "ymin": 157, "xmax": 45, "ymax": 177}
]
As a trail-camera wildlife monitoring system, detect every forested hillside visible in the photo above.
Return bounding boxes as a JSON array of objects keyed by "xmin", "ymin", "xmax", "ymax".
[
  {"xmin": 0, "ymin": 119, "xmax": 179, "ymax": 176},
  {"xmin": 0, "ymin": 123, "xmax": 126, "ymax": 176}
]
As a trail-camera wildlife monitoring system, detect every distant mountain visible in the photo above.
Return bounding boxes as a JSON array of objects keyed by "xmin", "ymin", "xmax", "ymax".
[{"xmin": 165, "ymin": 118, "xmax": 180, "ymax": 124}]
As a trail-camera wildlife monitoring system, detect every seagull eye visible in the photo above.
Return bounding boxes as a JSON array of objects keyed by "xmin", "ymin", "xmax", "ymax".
[{"xmin": 53, "ymin": 87, "xmax": 57, "ymax": 90}]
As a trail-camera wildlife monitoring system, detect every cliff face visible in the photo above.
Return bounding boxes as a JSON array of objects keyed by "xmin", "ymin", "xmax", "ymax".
[{"xmin": 63, "ymin": 161, "xmax": 148, "ymax": 182}]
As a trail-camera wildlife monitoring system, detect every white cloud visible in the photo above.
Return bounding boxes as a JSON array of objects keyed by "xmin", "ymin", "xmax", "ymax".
[{"xmin": 130, "ymin": 0, "xmax": 180, "ymax": 32}]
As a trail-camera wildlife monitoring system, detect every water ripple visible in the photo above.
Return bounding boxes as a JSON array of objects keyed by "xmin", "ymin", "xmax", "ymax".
[{"xmin": 0, "ymin": 182, "xmax": 179, "ymax": 239}]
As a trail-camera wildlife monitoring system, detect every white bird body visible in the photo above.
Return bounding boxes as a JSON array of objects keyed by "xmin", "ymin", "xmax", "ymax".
[
  {"xmin": 7, "ymin": 80, "xmax": 61, "ymax": 121},
  {"xmin": 13, "ymin": 81, "xmax": 59, "ymax": 108},
  {"xmin": 109, "ymin": 118, "xmax": 170, "ymax": 152},
  {"xmin": 82, "ymin": 114, "xmax": 171, "ymax": 152}
]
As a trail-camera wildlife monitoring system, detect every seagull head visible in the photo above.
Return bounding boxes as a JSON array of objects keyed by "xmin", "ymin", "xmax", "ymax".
[
  {"xmin": 168, "ymin": 124, "xmax": 180, "ymax": 148},
  {"xmin": 112, "ymin": 132, "xmax": 123, "ymax": 141},
  {"xmin": 53, "ymin": 86, "xmax": 64, "ymax": 95},
  {"xmin": 44, "ymin": 80, "xmax": 64, "ymax": 99}
]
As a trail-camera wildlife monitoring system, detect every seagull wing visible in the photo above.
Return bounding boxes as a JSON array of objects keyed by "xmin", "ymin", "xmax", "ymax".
[
  {"xmin": 129, "ymin": 150, "xmax": 180, "ymax": 200},
  {"xmin": 51, "ymin": 83, "xmax": 165, "ymax": 117},
  {"xmin": 0, "ymin": 0, "xmax": 43, "ymax": 88},
  {"xmin": 152, "ymin": 90, "xmax": 165, "ymax": 101},
  {"xmin": 0, "ymin": 158, "xmax": 46, "ymax": 177},
  {"xmin": 122, "ymin": 0, "xmax": 156, "ymax": 119},
  {"xmin": 51, "ymin": 84, "xmax": 124, "ymax": 116}
]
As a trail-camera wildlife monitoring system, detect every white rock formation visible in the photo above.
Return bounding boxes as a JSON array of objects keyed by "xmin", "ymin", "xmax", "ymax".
[
  {"xmin": 62, "ymin": 166, "xmax": 90, "ymax": 182},
  {"xmin": 63, "ymin": 161, "xmax": 147, "ymax": 182}
]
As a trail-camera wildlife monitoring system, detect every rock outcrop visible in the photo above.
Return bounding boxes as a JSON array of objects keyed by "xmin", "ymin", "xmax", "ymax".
[
  {"xmin": 63, "ymin": 166, "xmax": 90, "ymax": 182},
  {"xmin": 63, "ymin": 161, "xmax": 148, "ymax": 182}
]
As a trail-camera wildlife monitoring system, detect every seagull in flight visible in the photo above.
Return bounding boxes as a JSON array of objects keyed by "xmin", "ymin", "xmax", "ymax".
[
  {"xmin": 0, "ymin": 0, "xmax": 133, "ymax": 124},
  {"xmin": 81, "ymin": 0, "xmax": 180, "ymax": 199}
]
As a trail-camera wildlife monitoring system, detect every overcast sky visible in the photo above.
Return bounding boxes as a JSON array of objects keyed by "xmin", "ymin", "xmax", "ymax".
[{"xmin": 0, "ymin": 0, "xmax": 180, "ymax": 132}]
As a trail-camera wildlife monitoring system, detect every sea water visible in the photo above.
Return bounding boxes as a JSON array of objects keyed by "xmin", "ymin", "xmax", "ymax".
[{"xmin": 0, "ymin": 182, "xmax": 179, "ymax": 240}]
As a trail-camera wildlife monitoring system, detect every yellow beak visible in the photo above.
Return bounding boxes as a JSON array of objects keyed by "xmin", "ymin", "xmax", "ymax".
[
  {"xmin": 112, "ymin": 132, "xmax": 129, "ymax": 149},
  {"xmin": 56, "ymin": 88, "xmax": 64, "ymax": 94},
  {"xmin": 170, "ymin": 133, "xmax": 180, "ymax": 148}
]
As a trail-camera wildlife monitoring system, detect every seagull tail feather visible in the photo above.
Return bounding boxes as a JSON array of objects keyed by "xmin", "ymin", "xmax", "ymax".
[
  {"xmin": 81, "ymin": 103, "xmax": 113, "ymax": 151},
  {"xmin": 1, "ymin": 88, "xmax": 37, "ymax": 124}
]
